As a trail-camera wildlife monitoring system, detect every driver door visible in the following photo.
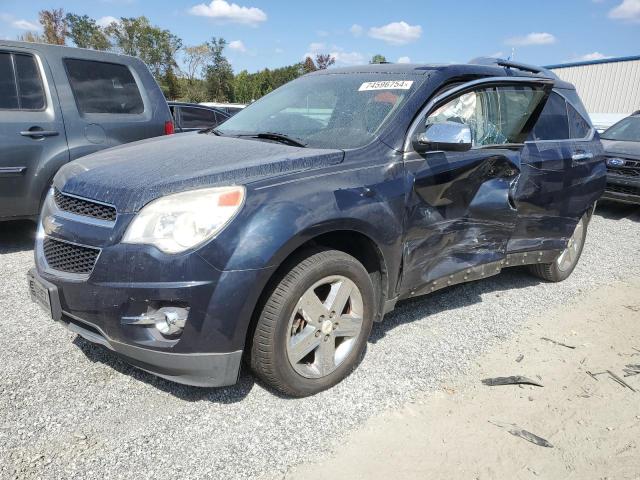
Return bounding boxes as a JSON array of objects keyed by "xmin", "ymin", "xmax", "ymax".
[{"xmin": 400, "ymin": 78, "xmax": 552, "ymax": 296}]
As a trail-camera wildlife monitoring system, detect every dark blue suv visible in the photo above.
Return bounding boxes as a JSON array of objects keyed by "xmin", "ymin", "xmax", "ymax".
[{"xmin": 28, "ymin": 59, "xmax": 605, "ymax": 397}]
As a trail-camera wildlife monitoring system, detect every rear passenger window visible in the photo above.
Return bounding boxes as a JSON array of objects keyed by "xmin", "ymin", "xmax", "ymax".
[
  {"xmin": 180, "ymin": 107, "xmax": 216, "ymax": 129},
  {"xmin": 567, "ymin": 102, "xmax": 591, "ymax": 139},
  {"xmin": 0, "ymin": 52, "xmax": 45, "ymax": 110},
  {"xmin": 14, "ymin": 54, "xmax": 45, "ymax": 110},
  {"xmin": 64, "ymin": 59, "xmax": 144, "ymax": 114},
  {"xmin": 529, "ymin": 92, "xmax": 569, "ymax": 141},
  {"xmin": 0, "ymin": 53, "xmax": 18, "ymax": 109}
]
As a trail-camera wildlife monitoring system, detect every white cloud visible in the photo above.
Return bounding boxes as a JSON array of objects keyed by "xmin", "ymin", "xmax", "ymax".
[
  {"xmin": 332, "ymin": 50, "xmax": 365, "ymax": 65},
  {"xmin": 609, "ymin": 0, "xmax": 640, "ymax": 22},
  {"xmin": 96, "ymin": 16, "xmax": 119, "ymax": 27},
  {"xmin": 350, "ymin": 24, "xmax": 364, "ymax": 37},
  {"xmin": 188, "ymin": 0, "xmax": 267, "ymax": 26},
  {"xmin": 0, "ymin": 14, "xmax": 40, "ymax": 31},
  {"xmin": 397, "ymin": 56, "xmax": 411, "ymax": 63},
  {"xmin": 275, "ymin": 47, "xmax": 284, "ymax": 54},
  {"xmin": 316, "ymin": 30, "xmax": 329, "ymax": 37},
  {"xmin": 573, "ymin": 52, "xmax": 610, "ymax": 61},
  {"xmin": 303, "ymin": 43, "xmax": 365, "ymax": 66},
  {"xmin": 228, "ymin": 40, "xmax": 247, "ymax": 52},
  {"xmin": 506, "ymin": 32, "xmax": 556, "ymax": 46},
  {"xmin": 489, "ymin": 51, "xmax": 504, "ymax": 58},
  {"xmin": 12, "ymin": 19, "xmax": 40, "ymax": 30},
  {"xmin": 368, "ymin": 21, "xmax": 422, "ymax": 45}
]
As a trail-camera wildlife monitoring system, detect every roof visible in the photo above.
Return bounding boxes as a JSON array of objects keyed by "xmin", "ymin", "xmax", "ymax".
[
  {"xmin": 545, "ymin": 55, "xmax": 640, "ymax": 70},
  {"xmin": 309, "ymin": 62, "xmax": 574, "ymax": 89},
  {"xmin": 0, "ymin": 39, "xmax": 140, "ymax": 63}
]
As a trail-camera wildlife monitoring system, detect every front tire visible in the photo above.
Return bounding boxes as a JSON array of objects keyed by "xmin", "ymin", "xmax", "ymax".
[
  {"xmin": 529, "ymin": 214, "xmax": 588, "ymax": 282},
  {"xmin": 250, "ymin": 249, "xmax": 374, "ymax": 397}
]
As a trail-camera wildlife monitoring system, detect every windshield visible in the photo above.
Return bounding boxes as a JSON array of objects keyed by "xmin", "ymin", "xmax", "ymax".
[
  {"xmin": 601, "ymin": 117, "xmax": 640, "ymax": 142},
  {"xmin": 217, "ymin": 73, "xmax": 424, "ymax": 149}
]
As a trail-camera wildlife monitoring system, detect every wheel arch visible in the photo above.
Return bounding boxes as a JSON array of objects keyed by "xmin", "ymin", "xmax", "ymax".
[{"xmin": 243, "ymin": 224, "xmax": 392, "ymax": 357}]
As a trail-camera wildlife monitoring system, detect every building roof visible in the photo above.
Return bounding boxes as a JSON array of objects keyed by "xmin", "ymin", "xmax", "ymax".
[{"xmin": 545, "ymin": 55, "xmax": 640, "ymax": 70}]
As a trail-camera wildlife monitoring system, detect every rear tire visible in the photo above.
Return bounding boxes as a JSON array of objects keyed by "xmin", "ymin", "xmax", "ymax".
[
  {"xmin": 528, "ymin": 214, "xmax": 588, "ymax": 282},
  {"xmin": 250, "ymin": 248, "xmax": 374, "ymax": 397}
]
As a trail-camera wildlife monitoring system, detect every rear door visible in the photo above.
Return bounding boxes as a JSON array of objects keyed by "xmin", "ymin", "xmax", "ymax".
[
  {"xmin": 401, "ymin": 78, "xmax": 552, "ymax": 294},
  {"xmin": 509, "ymin": 90, "xmax": 603, "ymax": 252},
  {"xmin": 55, "ymin": 56, "xmax": 167, "ymax": 161},
  {"xmin": 0, "ymin": 48, "xmax": 68, "ymax": 218}
]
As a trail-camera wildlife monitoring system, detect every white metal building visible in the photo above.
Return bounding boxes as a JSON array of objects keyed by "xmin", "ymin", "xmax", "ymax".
[{"xmin": 546, "ymin": 55, "xmax": 640, "ymax": 130}]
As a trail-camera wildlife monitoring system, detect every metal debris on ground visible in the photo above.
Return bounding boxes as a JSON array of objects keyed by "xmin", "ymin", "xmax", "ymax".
[
  {"xmin": 623, "ymin": 364, "xmax": 640, "ymax": 377},
  {"xmin": 541, "ymin": 337, "xmax": 576, "ymax": 349},
  {"xmin": 586, "ymin": 370, "xmax": 637, "ymax": 392},
  {"xmin": 489, "ymin": 421, "xmax": 554, "ymax": 448},
  {"xmin": 515, "ymin": 354, "xmax": 524, "ymax": 363},
  {"xmin": 482, "ymin": 376, "xmax": 543, "ymax": 387}
]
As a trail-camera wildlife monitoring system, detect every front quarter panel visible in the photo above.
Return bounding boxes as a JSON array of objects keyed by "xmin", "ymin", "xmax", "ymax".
[{"xmin": 197, "ymin": 140, "xmax": 406, "ymax": 290}]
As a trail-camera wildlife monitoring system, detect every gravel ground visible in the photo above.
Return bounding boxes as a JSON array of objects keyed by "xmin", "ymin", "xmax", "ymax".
[{"xmin": 1, "ymin": 203, "xmax": 639, "ymax": 480}]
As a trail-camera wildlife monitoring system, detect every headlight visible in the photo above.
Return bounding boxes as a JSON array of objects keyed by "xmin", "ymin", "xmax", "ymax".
[{"xmin": 122, "ymin": 186, "xmax": 245, "ymax": 254}]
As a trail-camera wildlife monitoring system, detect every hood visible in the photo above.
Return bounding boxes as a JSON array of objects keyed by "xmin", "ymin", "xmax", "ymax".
[
  {"xmin": 55, "ymin": 133, "xmax": 344, "ymax": 213},
  {"xmin": 601, "ymin": 139, "xmax": 640, "ymax": 159}
]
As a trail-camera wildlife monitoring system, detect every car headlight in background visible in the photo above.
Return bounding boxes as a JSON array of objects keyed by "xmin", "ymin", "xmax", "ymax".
[{"xmin": 122, "ymin": 186, "xmax": 245, "ymax": 254}]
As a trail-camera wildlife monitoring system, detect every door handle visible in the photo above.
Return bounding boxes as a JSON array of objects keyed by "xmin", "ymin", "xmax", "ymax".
[
  {"xmin": 571, "ymin": 151, "xmax": 593, "ymax": 162},
  {"xmin": 20, "ymin": 129, "xmax": 59, "ymax": 139}
]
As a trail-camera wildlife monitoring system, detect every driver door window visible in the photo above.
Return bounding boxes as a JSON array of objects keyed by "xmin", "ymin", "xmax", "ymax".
[{"xmin": 426, "ymin": 86, "xmax": 546, "ymax": 147}]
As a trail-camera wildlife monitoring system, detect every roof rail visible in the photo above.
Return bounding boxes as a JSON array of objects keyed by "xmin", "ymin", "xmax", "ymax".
[{"xmin": 468, "ymin": 57, "xmax": 559, "ymax": 79}]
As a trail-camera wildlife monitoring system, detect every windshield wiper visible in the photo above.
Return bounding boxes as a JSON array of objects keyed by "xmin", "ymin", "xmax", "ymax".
[{"xmin": 249, "ymin": 132, "xmax": 307, "ymax": 148}]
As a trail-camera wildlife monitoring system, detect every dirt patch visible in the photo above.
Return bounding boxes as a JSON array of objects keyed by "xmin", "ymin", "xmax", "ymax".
[{"xmin": 285, "ymin": 278, "xmax": 640, "ymax": 479}]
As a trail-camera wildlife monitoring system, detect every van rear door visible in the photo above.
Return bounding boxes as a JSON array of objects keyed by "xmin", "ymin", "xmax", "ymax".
[{"xmin": 0, "ymin": 48, "xmax": 68, "ymax": 219}]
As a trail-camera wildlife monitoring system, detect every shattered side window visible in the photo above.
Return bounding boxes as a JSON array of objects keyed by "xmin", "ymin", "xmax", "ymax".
[{"xmin": 427, "ymin": 86, "xmax": 546, "ymax": 146}]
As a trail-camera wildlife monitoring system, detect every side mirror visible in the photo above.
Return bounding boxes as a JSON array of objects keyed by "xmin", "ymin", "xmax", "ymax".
[{"xmin": 413, "ymin": 121, "xmax": 472, "ymax": 152}]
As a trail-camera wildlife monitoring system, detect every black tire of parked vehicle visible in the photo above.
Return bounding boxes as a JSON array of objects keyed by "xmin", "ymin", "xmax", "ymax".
[
  {"xmin": 249, "ymin": 248, "xmax": 375, "ymax": 397},
  {"xmin": 528, "ymin": 214, "xmax": 589, "ymax": 282}
]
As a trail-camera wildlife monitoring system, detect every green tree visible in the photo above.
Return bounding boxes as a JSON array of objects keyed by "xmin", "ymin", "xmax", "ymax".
[
  {"xmin": 204, "ymin": 38, "xmax": 234, "ymax": 102},
  {"xmin": 39, "ymin": 8, "xmax": 67, "ymax": 45},
  {"xmin": 303, "ymin": 56, "xmax": 317, "ymax": 73},
  {"xmin": 370, "ymin": 54, "xmax": 387, "ymax": 64},
  {"xmin": 65, "ymin": 14, "xmax": 110, "ymax": 50},
  {"xmin": 106, "ymin": 17, "xmax": 182, "ymax": 78},
  {"xmin": 315, "ymin": 54, "xmax": 335, "ymax": 70},
  {"xmin": 160, "ymin": 67, "xmax": 181, "ymax": 100}
]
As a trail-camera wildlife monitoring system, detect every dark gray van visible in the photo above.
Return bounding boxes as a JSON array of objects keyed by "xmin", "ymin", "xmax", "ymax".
[{"xmin": 0, "ymin": 40, "xmax": 173, "ymax": 221}]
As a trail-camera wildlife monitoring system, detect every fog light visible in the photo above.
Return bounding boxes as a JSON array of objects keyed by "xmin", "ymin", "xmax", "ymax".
[{"xmin": 122, "ymin": 306, "xmax": 189, "ymax": 336}]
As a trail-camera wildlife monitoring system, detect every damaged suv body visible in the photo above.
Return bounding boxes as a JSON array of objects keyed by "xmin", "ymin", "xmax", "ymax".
[{"xmin": 28, "ymin": 60, "xmax": 605, "ymax": 396}]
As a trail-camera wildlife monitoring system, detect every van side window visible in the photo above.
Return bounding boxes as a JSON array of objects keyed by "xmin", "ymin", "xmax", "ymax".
[
  {"xmin": 529, "ymin": 92, "xmax": 569, "ymax": 141},
  {"xmin": 64, "ymin": 59, "xmax": 144, "ymax": 115},
  {"xmin": 0, "ymin": 52, "xmax": 45, "ymax": 110},
  {"xmin": 567, "ymin": 102, "xmax": 591, "ymax": 139}
]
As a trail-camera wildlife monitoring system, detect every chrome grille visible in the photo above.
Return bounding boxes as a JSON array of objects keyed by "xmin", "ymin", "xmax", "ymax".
[
  {"xmin": 54, "ymin": 189, "xmax": 116, "ymax": 221},
  {"xmin": 43, "ymin": 237, "xmax": 100, "ymax": 275}
]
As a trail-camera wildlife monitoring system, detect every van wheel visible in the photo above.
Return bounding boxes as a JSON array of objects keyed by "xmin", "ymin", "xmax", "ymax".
[
  {"xmin": 529, "ymin": 215, "xmax": 588, "ymax": 282},
  {"xmin": 250, "ymin": 249, "xmax": 374, "ymax": 397}
]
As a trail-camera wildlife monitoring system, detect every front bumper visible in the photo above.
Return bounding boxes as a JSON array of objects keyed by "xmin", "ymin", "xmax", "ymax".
[
  {"xmin": 602, "ymin": 172, "xmax": 640, "ymax": 205},
  {"xmin": 28, "ymin": 267, "xmax": 243, "ymax": 387},
  {"xmin": 30, "ymin": 190, "xmax": 274, "ymax": 388}
]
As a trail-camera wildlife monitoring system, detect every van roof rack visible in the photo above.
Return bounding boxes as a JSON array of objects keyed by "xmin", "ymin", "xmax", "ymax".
[{"xmin": 468, "ymin": 57, "xmax": 559, "ymax": 79}]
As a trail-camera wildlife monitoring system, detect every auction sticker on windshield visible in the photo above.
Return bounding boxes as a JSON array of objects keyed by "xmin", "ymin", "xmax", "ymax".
[{"xmin": 358, "ymin": 81, "xmax": 413, "ymax": 91}]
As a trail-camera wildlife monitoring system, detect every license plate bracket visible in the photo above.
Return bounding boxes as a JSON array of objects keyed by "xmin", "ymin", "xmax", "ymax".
[{"xmin": 27, "ymin": 268, "xmax": 62, "ymax": 321}]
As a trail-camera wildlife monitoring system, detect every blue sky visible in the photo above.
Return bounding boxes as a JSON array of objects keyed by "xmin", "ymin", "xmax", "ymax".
[{"xmin": 1, "ymin": 0, "xmax": 639, "ymax": 73}]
